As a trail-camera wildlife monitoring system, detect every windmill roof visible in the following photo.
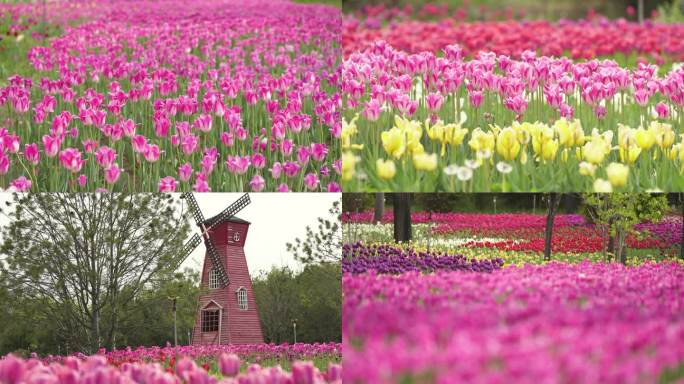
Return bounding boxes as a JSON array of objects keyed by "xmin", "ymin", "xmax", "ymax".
[{"xmin": 203, "ymin": 214, "xmax": 251, "ymax": 225}]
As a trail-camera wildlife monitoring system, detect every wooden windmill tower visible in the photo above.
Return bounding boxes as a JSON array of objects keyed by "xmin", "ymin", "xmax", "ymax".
[{"xmin": 178, "ymin": 193, "xmax": 264, "ymax": 345}]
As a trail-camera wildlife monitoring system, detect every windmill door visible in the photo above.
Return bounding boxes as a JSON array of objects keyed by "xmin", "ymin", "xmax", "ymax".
[{"xmin": 199, "ymin": 301, "xmax": 223, "ymax": 344}]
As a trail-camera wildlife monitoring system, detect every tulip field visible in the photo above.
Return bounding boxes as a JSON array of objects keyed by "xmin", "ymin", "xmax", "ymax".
[
  {"xmin": 342, "ymin": 9, "xmax": 684, "ymax": 192},
  {"xmin": 0, "ymin": 344, "xmax": 341, "ymax": 383},
  {"xmin": 0, "ymin": 0, "xmax": 340, "ymax": 192},
  {"xmin": 342, "ymin": 211, "xmax": 684, "ymax": 383}
]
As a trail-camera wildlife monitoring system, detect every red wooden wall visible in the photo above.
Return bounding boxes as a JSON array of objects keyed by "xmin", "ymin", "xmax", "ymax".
[{"xmin": 191, "ymin": 219, "xmax": 264, "ymax": 345}]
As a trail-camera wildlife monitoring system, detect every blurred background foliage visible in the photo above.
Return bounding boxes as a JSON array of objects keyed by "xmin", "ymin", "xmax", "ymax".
[
  {"xmin": 342, "ymin": 193, "xmax": 684, "ymax": 214},
  {"xmin": 343, "ymin": 0, "xmax": 684, "ymax": 22}
]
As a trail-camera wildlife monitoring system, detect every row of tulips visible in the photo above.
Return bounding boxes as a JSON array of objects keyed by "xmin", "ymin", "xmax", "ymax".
[
  {"xmin": 0, "ymin": 0, "xmax": 341, "ymax": 192},
  {"xmin": 343, "ymin": 262, "xmax": 684, "ymax": 383},
  {"xmin": 343, "ymin": 238, "xmax": 676, "ymax": 270},
  {"xmin": 344, "ymin": 212, "xmax": 682, "ymax": 249},
  {"xmin": 0, "ymin": 352, "xmax": 342, "ymax": 384},
  {"xmin": 343, "ymin": 17, "xmax": 684, "ymax": 61},
  {"xmin": 343, "ymin": 211, "xmax": 586, "ymax": 227},
  {"xmin": 342, "ymin": 242, "xmax": 504, "ymax": 274},
  {"xmin": 42, "ymin": 343, "xmax": 341, "ymax": 368},
  {"xmin": 342, "ymin": 41, "xmax": 684, "ymax": 191}
]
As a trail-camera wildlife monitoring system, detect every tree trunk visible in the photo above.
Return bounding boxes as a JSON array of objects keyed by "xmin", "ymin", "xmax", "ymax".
[
  {"xmin": 544, "ymin": 193, "xmax": 561, "ymax": 261},
  {"xmin": 563, "ymin": 193, "xmax": 580, "ymax": 213},
  {"xmin": 638, "ymin": 0, "xmax": 644, "ymax": 23},
  {"xmin": 373, "ymin": 193, "xmax": 385, "ymax": 223},
  {"xmin": 607, "ymin": 221, "xmax": 615, "ymax": 261},
  {"xmin": 92, "ymin": 308, "xmax": 100, "ymax": 353},
  {"xmin": 618, "ymin": 228, "xmax": 628, "ymax": 265},
  {"xmin": 393, "ymin": 193, "xmax": 412, "ymax": 243}
]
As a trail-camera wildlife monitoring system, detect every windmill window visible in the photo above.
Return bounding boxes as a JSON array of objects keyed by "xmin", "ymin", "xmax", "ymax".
[
  {"xmin": 237, "ymin": 288, "xmax": 248, "ymax": 310},
  {"xmin": 201, "ymin": 310, "xmax": 219, "ymax": 332},
  {"xmin": 208, "ymin": 267, "xmax": 220, "ymax": 289}
]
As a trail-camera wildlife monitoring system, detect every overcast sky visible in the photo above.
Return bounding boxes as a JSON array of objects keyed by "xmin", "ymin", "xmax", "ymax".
[{"xmin": 0, "ymin": 193, "xmax": 340, "ymax": 276}]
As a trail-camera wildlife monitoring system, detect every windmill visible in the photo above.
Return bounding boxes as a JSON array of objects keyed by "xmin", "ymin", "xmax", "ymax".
[{"xmin": 177, "ymin": 193, "xmax": 264, "ymax": 345}]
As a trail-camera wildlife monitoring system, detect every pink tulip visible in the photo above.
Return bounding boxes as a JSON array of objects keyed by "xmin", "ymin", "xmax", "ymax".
[
  {"xmin": 327, "ymin": 182, "xmax": 341, "ymax": 192},
  {"xmin": 24, "ymin": 143, "xmax": 40, "ymax": 165},
  {"xmin": 655, "ymin": 102, "xmax": 669, "ymax": 119},
  {"xmin": 131, "ymin": 135, "xmax": 147, "ymax": 153},
  {"xmin": 59, "ymin": 148, "xmax": 85, "ymax": 173},
  {"xmin": 277, "ymin": 183, "xmax": 290, "ymax": 192},
  {"xmin": 310, "ymin": 143, "xmax": 327, "ymax": 162},
  {"xmin": 158, "ymin": 176, "xmax": 178, "ymax": 192},
  {"xmin": 297, "ymin": 146, "xmax": 310, "ymax": 165},
  {"xmin": 178, "ymin": 163, "xmax": 193, "ymax": 182},
  {"xmin": 42, "ymin": 135, "xmax": 61, "ymax": 157},
  {"xmin": 270, "ymin": 162, "xmax": 283, "ymax": 178},
  {"xmin": 283, "ymin": 162, "xmax": 300, "ymax": 178},
  {"xmin": 82, "ymin": 139, "xmax": 99, "ymax": 154},
  {"xmin": 304, "ymin": 173, "xmax": 319, "ymax": 190},
  {"xmin": 143, "ymin": 144, "xmax": 160, "ymax": 162},
  {"xmin": 9, "ymin": 176, "xmax": 31, "ymax": 192},
  {"xmin": 251, "ymin": 153, "xmax": 266, "ymax": 169},
  {"xmin": 104, "ymin": 164, "xmax": 121, "ymax": 184},
  {"xmin": 77, "ymin": 175, "xmax": 88, "ymax": 187},
  {"xmin": 181, "ymin": 135, "xmax": 199, "ymax": 155},
  {"xmin": 249, "ymin": 174, "xmax": 265, "ymax": 191},
  {"xmin": 95, "ymin": 146, "xmax": 117, "ymax": 169},
  {"xmin": 2, "ymin": 134, "xmax": 20, "ymax": 153},
  {"xmin": 0, "ymin": 354, "xmax": 25, "ymax": 384},
  {"xmin": 225, "ymin": 156, "xmax": 250, "ymax": 174},
  {"xmin": 219, "ymin": 354, "xmax": 240, "ymax": 377}
]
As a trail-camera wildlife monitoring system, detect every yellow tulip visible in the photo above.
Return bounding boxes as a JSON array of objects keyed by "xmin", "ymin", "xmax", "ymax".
[
  {"xmin": 617, "ymin": 124, "xmax": 636, "ymax": 148},
  {"xmin": 413, "ymin": 152, "xmax": 438, "ymax": 171},
  {"xmin": 583, "ymin": 138, "xmax": 609, "ymax": 164},
  {"xmin": 578, "ymin": 161, "xmax": 596, "ymax": 177},
  {"xmin": 496, "ymin": 127, "xmax": 521, "ymax": 161},
  {"xmin": 651, "ymin": 121, "xmax": 675, "ymax": 149},
  {"xmin": 530, "ymin": 123, "xmax": 558, "ymax": 161},
  {"xmin": 593, "ymin": 178, "xmax": 613, "ymax": 193},
  {"xmin": 447, "ymin": 125, "xmax": 469, "ymax": 147},
  {"xmin": 381, "ymin": 127, "xmax": 406, "ymax": 159},
  {"xmin": 635, "ymin": 126, "xmax": 656, "ymax": 150},
  {"xmin": 342, "ymin": 151, "xmax": 359, "ymax": 181},
  {"xmin": 376, "ymin": 159, "xmax": 396, "ymax": 180},
  {"xmin": 342, "ymin": 114, "xmax": 363, "ymax": 150},
  {"xmin": 619, "ymin": 145, "xmax": 641, "ymax": 164},
  {"xmin": 606, "ymin": 162, "xmax": 629, "ymax": 188},
  {"xmin": 555, "ymin": 118, "xmax": 584, "ymax": 147},
  {"xmin": 540, "ymin": 139, "xmax": 559, "ymax": 161},
  {"xmin": 468, "ymin": 128, "xmax": 495, "ymax": 153}
]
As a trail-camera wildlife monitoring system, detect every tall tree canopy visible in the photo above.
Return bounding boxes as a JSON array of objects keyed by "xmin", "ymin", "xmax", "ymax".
[{"xmin": 0, "ymin": 193, "xmax": 190, "ymax": 353}]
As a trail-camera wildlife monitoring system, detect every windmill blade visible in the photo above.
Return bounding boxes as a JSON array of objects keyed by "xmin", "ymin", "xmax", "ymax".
[
  {"xmin": 181, "ymin": 192, "xmax": 205, "ymax": 227},
  {"xmin": 205, "ymin": 236, "xmax": 229, "ymax": 287},
  {"xmin": 173, "ymin": 233, "xmax": 202, "ymax": 270},
  {"xmin": 205, "ymin": 193, "xmax": 250, "ymax": 228}
]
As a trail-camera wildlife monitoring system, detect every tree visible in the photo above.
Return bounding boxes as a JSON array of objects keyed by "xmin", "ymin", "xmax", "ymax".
[
  {"xmin": 373, "ymin": 193, "xmax": 385, "ymax": 223},
  {"xmin": 543, "ymin": 193, "xmax": 562, "ymax": 261},
  {"xmin": 252, "ymin": 267, "xmax": 300, "ymax": 344},
  {"xmin": 582, "ymin": 193, "xmax": 669, "ymax": 264},
  {"xmin": 393, "ymin": 193, "xmax": 412, "ymax": 242},
  {"xmin": 252, "ymin": 263, "xmax": 341, "ymax": 344},
  {"xmin": 116, "ymin": 269, "xmax": 200, "ymax": 348},
  {"xmin": 0, "ymin": 193, "xmax": 190, "ymax": 353},
  {"xmin": 286, "ymin": 200, "xmax": 342, "ymax": 264}
]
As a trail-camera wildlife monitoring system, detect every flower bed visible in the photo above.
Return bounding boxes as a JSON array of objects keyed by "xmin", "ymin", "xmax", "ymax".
[{"xmin": 343, "ymin": 262, "xmax": 684, "ymax": 383}]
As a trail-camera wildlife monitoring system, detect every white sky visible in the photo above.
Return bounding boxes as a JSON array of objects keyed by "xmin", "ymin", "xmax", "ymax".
[{"xmin": 0, "ymin": 193, "xmax": 340, "ymax": 277}]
